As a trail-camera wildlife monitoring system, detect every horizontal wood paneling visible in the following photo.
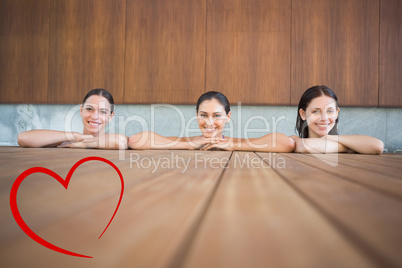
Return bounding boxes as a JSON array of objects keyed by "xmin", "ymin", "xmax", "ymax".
[
  {"xmin": 48, "ymin": 0, "xmax": 125, "ymax": 104},
  {"xmin": 124, "ymin": 0, "xmax": 206, "ymax": 104},
  {"xmin": 206, "ymin": 0, "xmax": 291, "ymax": 105},
  {"xmin": 291, "ymin": 0, "xmax": 379, "ymax": 106},
  {"xmin": 379, "ymin": 0, "xmax": 402, "ymax": 107},
  {"xmin": 0, "ymin": 0, "xmax": 49, "ymax": 103}
]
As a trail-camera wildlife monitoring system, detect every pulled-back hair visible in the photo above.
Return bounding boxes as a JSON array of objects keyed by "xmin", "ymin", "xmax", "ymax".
[
  {"xmin": 196, "ymin": 91, "xmax": 230, "ymax": 114},
  {"xmin": 295, "ymin": 85, "xmax": 339, "ymax": 138}
]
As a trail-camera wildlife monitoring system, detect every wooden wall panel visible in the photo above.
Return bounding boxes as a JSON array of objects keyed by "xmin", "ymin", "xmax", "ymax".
[
  {"xmin": 206, "ymin": 0, "xmax": 291, "ymax": 105},
  {"xmin": 124, "ymin": 0, "xmax": 206, "ymax": 104},
  {"xmin": 48, "ymin": 0, "xmax": 125, "ymax": 104},
  {"xmin": 291, "ymin": 0, "xmax": 379, "ymax": 107},
  {"xmin": 379, "ymin": 0, "xmax": 402, "ymax": 107},
  {"xmin": 0, "ymin": 0, "xmax": 49, "ymax": 103},
  {"xmin": 1, "ymin": 0, "xmax": 400, "ymax": 107}
]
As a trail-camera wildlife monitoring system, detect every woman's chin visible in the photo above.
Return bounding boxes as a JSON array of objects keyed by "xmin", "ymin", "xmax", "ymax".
[
  {"xmin": 202, "ymin": 131, "xmax": 222, "ymax": 139},
  {"xmin": 84, "ymin": 128, "xmax": 102, "ymax": 136}
]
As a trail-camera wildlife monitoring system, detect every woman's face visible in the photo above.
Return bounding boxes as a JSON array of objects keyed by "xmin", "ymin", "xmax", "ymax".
[
  {"xmin": 299, "ymin": 95, "xmax": 339, "ymax": 138},
  {"xmin": 80, "ymin": 95, "xmax": 114, "ymax": 136},
  {"xmin": 197, "ymin": 98, "xmax": 231, "ymax": 138}
]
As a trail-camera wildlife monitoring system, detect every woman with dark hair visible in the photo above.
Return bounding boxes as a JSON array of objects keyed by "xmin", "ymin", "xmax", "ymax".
[
  {"xmin": 129, "ymin": 91, "xmax": 295, "ymax": 152},
  {"xmin": 18, "ymin": 88, "xmax": 128, "ymax": 149},
  {"xmin": 291, "ymin": 85, "xmax": 383, "ymax": 154}
]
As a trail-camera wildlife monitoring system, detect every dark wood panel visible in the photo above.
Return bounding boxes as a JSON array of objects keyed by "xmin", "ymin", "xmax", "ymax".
[
  {"xmin": 0, "ymin": 0, "xmax": 49, "ymax": 103},
  {"xmin": 206, "ymin": 0, "xmax": 291, "ymax": 105},
  {"xmin": 124, "ymin": 0, "xmax": 206, "ymax": 104},
  {"xmin": 291, "ymin": 0, "xmax": 379, "ymax": 107},
  {"xmin": 379, "ymin": 0, "xmax": 402, "ymax": 107},
  {"xmin": 48, "ymin": 0, "xmax": 125, "ymax": 104},
  {"xmin": 208, "ymin": 0, "xmax": 287, "ymax": 10}
]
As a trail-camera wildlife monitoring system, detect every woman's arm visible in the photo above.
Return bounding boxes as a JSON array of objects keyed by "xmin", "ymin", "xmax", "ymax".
[
  {"xmin": 291, "ymin": 135, "xmax": 384, "ymax": 154},
  {"xmin": 291, "ymin": 136, "xmax": 350, "ymax": 154},
  {"xmin": 58, "ymin": 134, "xmax": 129, "ymax": 150},
  {"xmin": 129, "ymin": 131, "xmax": 224, "ymax": 150},
  {"xmin": 237, "ymin": 133, "xmax": 295, "ymax": 152},
  {"xmin": 129, "ymin": 131, "xmax": 192, "ymax": 150},
  {"xmin": 325, "ymin": 135, "xmax": 384, "ymax": 154},
  {"xmin": 201, "ymin": 133, "xmax": 295, "ymax": 152},
  {"xmin": 17, "ymin": 130, "xmax": 91, "ymax": 148}
]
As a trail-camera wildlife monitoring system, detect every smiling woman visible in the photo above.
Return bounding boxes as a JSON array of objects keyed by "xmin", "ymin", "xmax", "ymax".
[
  {"xmin": 291, "ymin": 85, "xmax": 384, "ymax": 154},
  {"xmin": 129, "ymin": 91, "xmax": 295, "ymax": 152},
  {"xmin": 17, "ymin": 89, "xmax": 128, "ymax": 149}
]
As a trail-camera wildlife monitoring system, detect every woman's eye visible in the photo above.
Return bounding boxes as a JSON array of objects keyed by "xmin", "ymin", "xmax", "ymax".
[
  {"xmin": 327, "ymin": 110, "xmax": 334, "ymax": 114},
  {"xmin": 200, "ymin": 114, "xmax": 207, "ymax": 117},
  {"xmin": 101, "ymin": 111, "xmax": 107, "ymax": 114},
  {"xmin": 312, "ymin": 110, "xmax": 320, "ymax": 114},
  {"xmin": 214, "ymin": 115, "xmax": 221, "ymax": 118},
  {"xmin": 86, "ymin": 108, "xmax": 92, "ymax": 111}
]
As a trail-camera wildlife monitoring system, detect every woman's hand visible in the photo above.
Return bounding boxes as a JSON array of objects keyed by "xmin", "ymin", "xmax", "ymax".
[
  {"xmin": 291, "ymin": 135, "xmax": 352, "ymax": 153},
  {"xmin": 196, "ymin": 138, "xmax": 232, "ymax": 151},
  {"xmin": 324, "ymin": 135, "xmax": 383, "ymax": 154},
  {"xmin": 57, "ymin": 134, "xmax": 96, "ymax": 148},
  {"xmin": 180, "ymin": 135, "xmax": 226, "ymax": 150},
  {"xmin": 67, "ymin": 133, "xmax": 95, "ymax": 143}
]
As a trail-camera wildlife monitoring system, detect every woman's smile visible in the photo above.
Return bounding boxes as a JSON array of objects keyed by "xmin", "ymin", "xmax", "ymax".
[
  {"xmin": 80, "ymin": 95, "xmax": 113, "ymax": 136},
  {"xmin": 197, "ymin": 99, "xmax": 230, "ymax": 138}
]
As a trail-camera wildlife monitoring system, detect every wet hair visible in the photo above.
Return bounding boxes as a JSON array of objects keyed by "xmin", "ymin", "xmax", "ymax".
[
  {"xmin": 295, "ymin": 85, "xmax": 339, "ymax": 138},
  {"xmin": 82, "ymin": 88, "xmax": 115, "ymax": 113},
  {"xmin": 196, "ymin": 91, "xmax": 230, "ymax": 114}
]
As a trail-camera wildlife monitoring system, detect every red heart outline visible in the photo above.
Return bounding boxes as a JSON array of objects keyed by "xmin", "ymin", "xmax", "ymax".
[{"xmin": 9, "ymin": 156, "xmax": 124, "ymax": 258}]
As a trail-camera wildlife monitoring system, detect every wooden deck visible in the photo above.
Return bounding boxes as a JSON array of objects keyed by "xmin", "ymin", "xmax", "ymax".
[{"xmin": 0, "ymin": 147, "xmax": 401, "ymax": 268}]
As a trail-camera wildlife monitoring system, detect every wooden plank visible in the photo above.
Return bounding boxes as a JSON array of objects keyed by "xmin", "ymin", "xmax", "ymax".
[
  {"xmin": 124, "ymin": 0, "xmax": 206, "ymax": 104},
  {"xmin": 291, "ymin": 0, "xmax": 379, "ymax": 106},
  {"xmin": 0, "ymin": 149, "xmax": 198, "ymax": 244},
  {"xmin": 0, "ymin": 150, "xmax": 231, "ymax": 268},
  {"xmin": 299, "ymin": 153, "xmax": 402, "ymax": 179},
  {"xmin": 264, "ymin": 153, "xmax": 402, "ymax": 267},
  {"xmin": 0, "ymin": 148, "xmax": 130, "ymax": 245},
  {"xmin": 284, "ymin": 153, "xmax": 402, "ymax": 201},
  {"xmin": 0, "ymin": 148, "xmax": 126, "ymax": 184},
  {"xmin": 380, "ymin": 64, "xmax": 402, "ymax": 107},
  {"xmin": 381, "ymin": 153, "xmax": 402, "ymax": 160},
  {"xmin": 335, "ymin": 153, "xmax": 402, "ymax": 168},
  {"xmin": 0, "ymin": 0, "xmax": 49, "ymax": 103},
  {"xmin": 379, "ymin": 0, "xmax": 402, "ymax": 107},
  {"xmin": 182, "ymin": 152, "xmax": 375, "ymax": 268},
  {"xmin": 48, "ymin": 0, "xmax": 125, "ymax": 104},
  {"xmin": 206, "ymin": 0, "xmax": 291, "ymax": 105}
]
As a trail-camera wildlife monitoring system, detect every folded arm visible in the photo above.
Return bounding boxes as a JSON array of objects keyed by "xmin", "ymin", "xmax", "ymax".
[
  {"xmin": 200, "ymin": 133, "xmax": 295, "ymax": 152},
  {"xmin": 291, "ymin": 135, "xmax": 384, "ymax": 154},
  {"xmin": 129, "ymin": 131, "xmax": 191, "ymax": 150},
  {"xmin": 58, "ymin": 133, "xmax": 129, "ymax": 150},
  {"xmin": 325, "ymin": 135, "xmax": 384, "ymax": 154},
  {"xmin": 18, "ymin": 130, "xmax": 128, "ymax": 149},
  {"xmin": 17, "ymin": 130, "xmax": 91, "ymax": 148}
]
